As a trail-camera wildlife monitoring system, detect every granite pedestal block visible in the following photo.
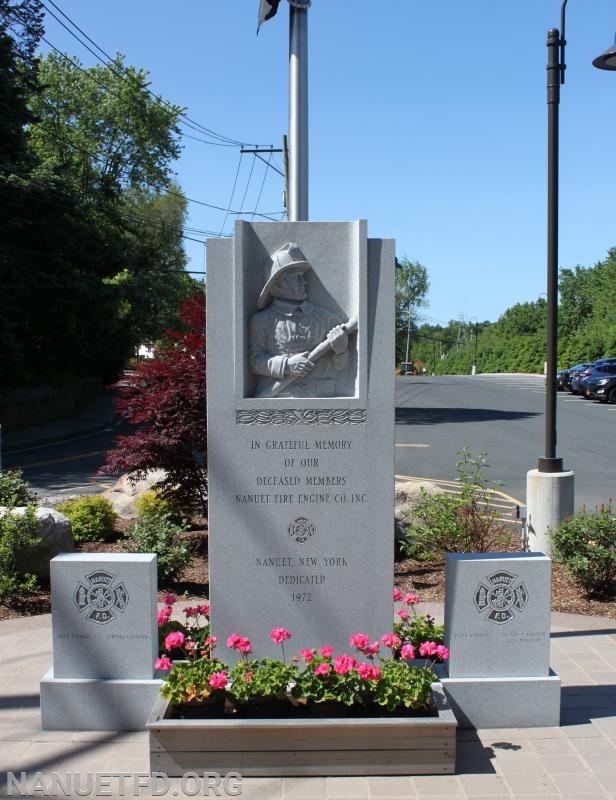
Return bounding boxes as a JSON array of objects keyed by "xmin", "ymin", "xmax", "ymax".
[
  {"xmin": 40, "ymin": 670, "xmax": 162, "ymax": 731},
  {"xmin": 437, "ymin": 666, "xmax": 561, "ymax": 729},
  {"xmin": 442, "ymin": 552, "xmax": 560, "ymax": 728},
  {"xmin": 41, "ymin": 554, "xmax": 160, "ymax": 730},
  {"xmin": 445, "ymin": 552, "xmax": 552, "ymax": 678}
]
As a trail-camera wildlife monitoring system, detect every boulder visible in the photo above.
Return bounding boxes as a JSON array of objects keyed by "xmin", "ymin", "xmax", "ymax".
[
  {"xmin": 101, "ymin": 470, "xmax": 167, "ymax": 519},
  {"xmin": 1, "ymin": 506, "xmax": 74, "ymax": 578},
  {"xmin": 394, "ymin": 479, "xmax": 444, "ymax": 543}
]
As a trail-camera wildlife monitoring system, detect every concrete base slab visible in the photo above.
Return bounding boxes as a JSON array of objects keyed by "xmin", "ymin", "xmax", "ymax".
[
  {"xmin": 40, "ymin": 668, "xmax": 162, "ymax": 731},
  {"xmin": 438, "ymin": 668, "xmax": 561, "ymax": 729}
]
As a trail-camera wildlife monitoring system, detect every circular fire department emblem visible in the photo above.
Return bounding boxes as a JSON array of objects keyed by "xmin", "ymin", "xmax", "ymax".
[
  {"xmin": 74, "ymin": 570, "xmax": 129, "ymax": 625},
  {"xmin": 474, "ymin": 570, "xmax": 528, "ymax": 625},
  {"xmin": 288, "ymin": 516, "xmax": 316, "ymax": 544}
]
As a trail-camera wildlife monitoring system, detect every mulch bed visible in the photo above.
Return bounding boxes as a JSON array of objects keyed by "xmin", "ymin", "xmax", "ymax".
[{"xmin": 2, "ymin": 524, "xmax": 615, "ymax": 622}]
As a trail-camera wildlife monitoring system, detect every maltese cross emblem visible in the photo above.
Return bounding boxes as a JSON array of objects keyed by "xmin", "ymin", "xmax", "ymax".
[
  {"xmin": 474, "ymin": 570, "xmax": 528, "ymax": 625},
  {"xmin": 74, "ymin": 570, "xmax": 129, "ymax": 625}
]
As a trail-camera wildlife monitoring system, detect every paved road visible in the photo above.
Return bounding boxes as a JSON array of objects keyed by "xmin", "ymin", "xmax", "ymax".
[
  {"xmin": 395, "ymin": 373, "xmax": 615, "ymax": 511},
  {"xmin": 3, "ymin": 423, "xmax": 123, "ymax": 498}
]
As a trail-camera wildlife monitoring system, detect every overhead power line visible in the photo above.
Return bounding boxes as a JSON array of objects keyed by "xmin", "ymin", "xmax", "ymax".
[
  {"xmin": 27, "ymin": 119, "xmax": 285, "ymax": 222},
  {"xmin": 40, "ymin": 0, "xmax": 264, "ymax": 149}
]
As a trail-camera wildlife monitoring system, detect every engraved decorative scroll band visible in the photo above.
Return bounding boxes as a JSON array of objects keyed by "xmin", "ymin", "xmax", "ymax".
[{"xmin": 236, "ymin": 409, "xmax": 367, "ymax": 426}]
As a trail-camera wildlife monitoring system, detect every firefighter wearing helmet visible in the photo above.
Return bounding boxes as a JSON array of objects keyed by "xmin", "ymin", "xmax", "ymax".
[{"xmin": 248, "ymin": 243, "xmax": 350, "ymax": 398}]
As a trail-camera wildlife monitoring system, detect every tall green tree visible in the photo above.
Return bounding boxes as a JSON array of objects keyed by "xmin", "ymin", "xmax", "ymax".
[
  {"xmin": 0, "ymin": 0, "xmax": 43, "ymax": 173},
  {"xmin": 395, "ymin": 257, "xmax": 429, "ymax": 364},
  {"xmin": 1, "ymin": 34, "xmax": 195, "ymax": 389},
  {"xmin": 106, "ymin": 185, "xmax": 197, "ymax": 345},
  {"xmin": 28, "ymin": 52, "xmax": 183, "ymax": 199}
]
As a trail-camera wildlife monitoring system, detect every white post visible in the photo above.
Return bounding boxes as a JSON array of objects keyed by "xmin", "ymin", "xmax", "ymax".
[{"xmin": 288, "ymin": 0, "xmax": 310, "ymax": 221}]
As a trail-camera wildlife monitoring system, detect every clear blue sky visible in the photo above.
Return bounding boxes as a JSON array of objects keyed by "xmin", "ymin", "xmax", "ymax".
[{"xmin": 38, "ymin": 0, "xmax": 616, "ymax": 325}]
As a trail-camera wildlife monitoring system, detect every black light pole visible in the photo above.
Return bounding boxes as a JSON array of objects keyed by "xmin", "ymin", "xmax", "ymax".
[
  {"xmin": 540, "ymin": 23, "xmax": 562, "ymax": 473},
  {"xmin": 539, "ymin": 1, "xmax": 616, "ymax": 474}
]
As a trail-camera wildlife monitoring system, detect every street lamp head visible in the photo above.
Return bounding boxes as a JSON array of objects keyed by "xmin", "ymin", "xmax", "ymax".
[{"xmin": 592, "ymin": 33, "xmax": 616, "ymax": 70}]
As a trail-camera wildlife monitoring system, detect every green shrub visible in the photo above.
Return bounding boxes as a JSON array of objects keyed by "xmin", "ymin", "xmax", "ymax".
[
  {"xmin": 552, "ymin": 503, "xmax": 616, "ymax": 596},
  {"xmin": 393, "ymin": 612, "xmax": 444, "ymax": 649},
  {"xmin": 401, "ymin": 448, "xmax": 513, "ymax": 557},
  {"xmin": 125, "ymin": 515, "xmax": 190, "ymax": 583},
  {"xmin": 0, "ymin": 469, "xmax": 36, "ymax": 507},
  {"xmin": 56, "ymin": 496, "xmax": 118, "ymax": 543},
  {"xmin": 135, "ymin": 490, "xmax": 182, "ymax": 523},
  {"xmin": 0, "ymin": 506, "xmax": 39, "ymax": 603}
]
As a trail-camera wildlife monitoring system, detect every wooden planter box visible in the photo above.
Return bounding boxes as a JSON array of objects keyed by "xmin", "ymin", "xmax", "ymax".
[{"xmin": 147, "ymin": 683, "xmax": 457, "ymax": 776}]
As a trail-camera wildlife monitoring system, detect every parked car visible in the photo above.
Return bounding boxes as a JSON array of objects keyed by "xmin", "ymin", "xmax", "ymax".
[
  {"xmin": 574, "ymin": 361, "xmax": 616, "ymax": 397},
  {"xmin": 584, "ymin": 374, "xmax": 616, "ymax": 403},
  {"xmin": 565, "ymin": 362, "xmax": 595, "ymax": 393},
  {"xmin": 558, "ymin": 363, "xmax": 593, "ymax": 392}
]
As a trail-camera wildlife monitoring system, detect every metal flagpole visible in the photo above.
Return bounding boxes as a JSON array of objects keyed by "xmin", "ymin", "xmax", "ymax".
[{"xmin": 288, "ymin": 0, "xmax": 310, "ymax": 221}]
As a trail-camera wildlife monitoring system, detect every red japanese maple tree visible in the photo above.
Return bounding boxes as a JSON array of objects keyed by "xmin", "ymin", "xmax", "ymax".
[{"xmin": 101, "ymin": 291, "xmax": 207, "ymax": 514}]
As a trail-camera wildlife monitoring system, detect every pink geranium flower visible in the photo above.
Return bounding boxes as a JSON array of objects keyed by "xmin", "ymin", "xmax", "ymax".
[
  {"xmin": 362, "ymin": 641, "xmax": 380, "ymax": 656},
  {"xmin": 435, "ymin": 644, "xmax": 450, "ymax": 661},
  {"xmin": 398, "ymin": 610, "xmax": 410, "ymax": 621},
  {"xmin": 208, "ymin": 671, "xmax": 228, "ymax": 690},
  {"xmin": 164, "ymin": 631, "xmax": 185, "ymax": 651},
  {"xmin": 226, "ymin": 634, "xmax": 252, "ymax": 654},
  {"xmin": 419, "ymin": 641, "xmax": 438, "ymax": 657},
  {"xmin": 356, "ymin": 662, "xmax": 382, "ymax": 681},
  {"xmin": 270, "ymin": 628, "xmax": 292, "ymax": 644},
  {"xmin": 314, "ymin": 663, "xmax": 330, "ymax": 676},
  {"xmin": 333, "ymin": 654, "xmax": 356, "ymax": 675},
  {"xmin": 157, "ymin": 607, "xmax": 172, "ymax": 626},
  {"xmin": 184, "ymin": 606, "xmax": 198, "ymax": 618},
  {"xmin": 318, "ymin": 645, "xmax": 334, "ymax": 658},
  {"xmin": 402, "ymin": 593, "xmax": 420, "ymax": 606},
  {"xmin": 200, "ymin": 636, "xmax": 217, "ymax": 657},
  {"xmin": 299, "ymin": 648, "xmax": 314, "ymax": 663},
  {"xmin": 381, "ymin": 633, "xmax": 402, "ymax": 650},
  {"xmin": 162, "ymin": 594, "xmax": 177, "ymax": 606},
  {"xmin": 393, "ymin": 587, "xmax": 402, "ymax": 601},
  {"xmin": 197, "ymin": 604, "xmax": 210, "ymax": 616},
  {"xmin": 349, "ymin": 633, "xmax": 371, "ymax": 650},
  {"xmin": 400, "ymin": 643, "xmax": 415, "ymax": 661},
  {"xmin": 154, "ymin": 656, "xmax": 172, "ymax": 671}
]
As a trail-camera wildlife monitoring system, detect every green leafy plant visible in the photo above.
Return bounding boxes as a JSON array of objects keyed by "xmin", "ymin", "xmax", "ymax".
[
  {"xmin": 157, "ymin": 595, "xmax": 211, "ymax": 657},
  {"xmin": 56, "ymin": 496, "xmax": 118, "ymax": 543},
  {"xmin": 159, "ymin": 657, "xmax": 228, "ymax": 705},
  {"xmin": 125, "ymin": 514, "xmax": 189, "ymax": 582},
  {"xmin": 155, "ymin": 615, "xmax": 447, "ymax": 715},
  {"xmin": 228, "ymin": 658, "xmax": 299, "ymax": 707},
  {"xmin": 0, "ymin": 469, "xmax": 36, "ymax": 507},
  {"xmin": 0, "ymin": 506, "xmax": 39, "ymax": 603},
  {"xmin": 371, "ymin": 660, "xmax": 434, "ymax": 712},
  {"xmin": 552, "ymin": 502, "xmax": 616, "ymax": 596},
  {"xmin": 392, "ymin": 590, "xmax": 444, "ymax": 648},
  {"xmin": 401, "ymin": 448, "xmax": 513, "ymax": 557},
  {"xmin": 136, "ymin": 490, "xmax": 181, "ymax": 523}
]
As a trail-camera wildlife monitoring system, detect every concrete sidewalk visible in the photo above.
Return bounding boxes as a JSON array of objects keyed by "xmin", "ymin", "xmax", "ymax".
[{"xmin": 2, "ymin": 605, "xmax": 616, "ymax": 799}]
